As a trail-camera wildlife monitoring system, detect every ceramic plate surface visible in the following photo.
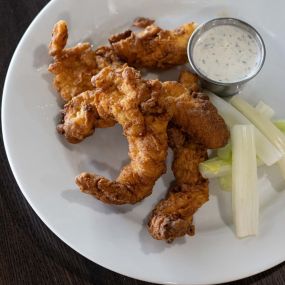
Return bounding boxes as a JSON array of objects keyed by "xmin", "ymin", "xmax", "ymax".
[{"xmin": 2, "ymin": 0, "xmax": 285, "ymax": 284}]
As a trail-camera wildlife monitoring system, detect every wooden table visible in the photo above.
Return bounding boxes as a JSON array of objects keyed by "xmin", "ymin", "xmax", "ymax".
[{"xmin": 1, "ymin": 0, "xmax": 285, "ymax": 284}]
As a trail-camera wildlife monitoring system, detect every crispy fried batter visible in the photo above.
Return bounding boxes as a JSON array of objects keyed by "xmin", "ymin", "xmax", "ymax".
[
  {"xmin": 161, "ymin": 82, "xmax": 229, "ymax": 148},
  {"xmin": 48, "ymin": 20, "xmax": 122, "ymax": 102},
  {"xmin": 76, "ymin": 66, "xmax": 170, "ymax": 204},
  {"xmin": 169, "ymin": 69, "xmax": 229, "ymax": 148},
  {"xmin": 57, "ymin": 91, "xmax": 116, "ymax": 143},
  {"xmin": 148, "ymin": 127, "xmax": 209, "ymax": 242},
  {"xmin": 178, "ymin": 70, "xmax": 200, "ymax": 93},
  {"xmin": 59, "ymin": 65, "xmax": 229, "ymax": 147},
  {"xmin": 133, "ymin": 17, "xmax": 155, "ymax": 28},
  {"xmin": 148, "ymin": 182, "xmax": 208, "ymax": 242},
  {"xmin": 74, "ymin": 65, "xmax": 228, "ymax": 204},
  {"xmin": 49, "ymin": 20, "xmax": 68, "ymax": 57},
  {"xmin": 109, "ymin": 22, "xmax": 197, "ymax": 69},
  {"xmin": 148, "ymin": 72, "xmax": 208, "ymax": 242}
]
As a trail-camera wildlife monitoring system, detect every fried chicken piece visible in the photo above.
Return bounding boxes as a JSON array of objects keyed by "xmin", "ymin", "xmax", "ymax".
[
  {"xmin": 147, "ymin": 72, "xmax": 207, "ymax": 241},
  {"xmin": 74, "ymin": 65, "xmax": 228, "ymax": 205},
  {"xmin": 76, "ymin": 66, "xmax": 170, "ymax": 204},
  {"xmin": 109, "ymin": 22, "xmax": 197, "ymax": 69},
  {"xmin": 133, "ymin": 17, "xmax": 155, "ymax": 28},
  {"xmin": 56, "ymin": 91, "xmax": 116, "ymax": 143},
  {"xmin": 178, "ymin": 69, "xmax": 200, "ymax": 93},
  {"xmin": 168, "ymin": 69, "xmax": 229, "ymax": 148},
  {"xmin": 161, "ymin": 82, "xmax": 229, "ymax": 148},
  {"xmin": 48, "ymin": 20, "xmax": 122, "ymax": 101},
  {"xmin": 48, "ymin": 20, "xmax": 68, "ymax": 57},
  {"xmin": 148, "ymin": 127, "xmax": 209, "ymax": 242},
  {"xmin": 59, "ymin": 65, "xmax": 229, "ymax": 147},
  {"xmin": 148, "ymin": 182, "xmax": 208, "ymax": 242}
]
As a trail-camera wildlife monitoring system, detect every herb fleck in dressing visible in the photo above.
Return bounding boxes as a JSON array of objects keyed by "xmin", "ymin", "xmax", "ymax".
[{"xmin": 193, "ymin": 25, "xmax": 262, "ymax": 83}]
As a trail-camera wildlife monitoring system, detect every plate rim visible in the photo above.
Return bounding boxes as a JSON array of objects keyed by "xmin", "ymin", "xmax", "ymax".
[{"xmin": 1, "ymin": 0, "xmax": 285, "ymax": 284}]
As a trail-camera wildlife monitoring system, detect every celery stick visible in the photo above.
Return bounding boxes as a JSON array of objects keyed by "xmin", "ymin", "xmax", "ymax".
[
  {"xmin": 274, "ymin": 120, "xmax": 285, "ymax": 133},
  {"xmin": 231, "ymin": 96, "xmax": 285, "ymax": 155},
  {"xmin": 217, "ymin": 143, "xmax": 232, "ymax": 161},
  {"xmin": 219, "ymin": 175, "xmax": 232, "ymax": 192},
  {"xmin": 199, "ymin": 157, "xmax": 231, "ymax": 179},
  {"xmin": 207, "ymin": 91, "xmax": 282, "ymax": 166},
  {"xmin": 255, "ymin": 108, "xmax": 285, "ymax": 180},
  {"xmin": 231, "ymin": 125, "xmax": 258, "ymax": 238},
  {"xmin": 274, "ymin": 120, "xmax": 285, "ymax": 179},
  {"xmin": 255, "ymin": 101, "xmax": 275, "ymax": 119}
]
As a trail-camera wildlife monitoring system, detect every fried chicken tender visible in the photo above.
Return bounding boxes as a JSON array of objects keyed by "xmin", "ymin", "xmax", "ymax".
[
  {"xmin": 148, "ymin": 127, "xmax": 209, "ymax": 242},
  {"xmin": 161, "ymin": 82, "xmax": 229, "ymax": 148},
  {"xmin": 148, "ymin": 72, "xmax": 208, "ymax": 242},
  {"xmin": 48, "ymin": 20, "xmax": 121, "ymax": 101},
  {"xmin": 109, "ymin": 22, "xmax": 197, "ymax": 69},
  {"xmin": 59, "ymin": 65, "xmax": 229, "ymax": 147},
  {"xmin": 178, "ymin": 69, "xmax": 200, "ymax": 93},
  {"xmin": 76, "ymin": 66, "xmax": 170, "ymax": 204},
  {"xmin": 74, "ymin": 65, "xmax": 228, "ymax": 204},
  {"xmin": 57, "ymin": 91, "xmax": 116, "ymax": 143},
  {"xmin": 48, "ymin": 20, "xmax": 68, "ymax": 57}
]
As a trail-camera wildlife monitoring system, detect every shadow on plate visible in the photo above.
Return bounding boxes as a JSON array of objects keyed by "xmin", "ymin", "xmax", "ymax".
[
  {"xmin": 89, "ymin": 157, "xmax": 130, "ymax": 180},
  {"xmin": 208, "ymin": 179, "xmax": 234, "ymax": 234},
  {"xmin": 262, "ymin": 164, "xmax": 285, "ymax": 193},
  {"xmin": 33, "ymin": 43, "xmax": 65, "ymax": 109}
]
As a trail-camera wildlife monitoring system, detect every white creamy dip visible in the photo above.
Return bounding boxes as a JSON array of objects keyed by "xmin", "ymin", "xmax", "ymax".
[{"xmin": 192, "ymin": 24, "xmax": 262, "ymax": 83}]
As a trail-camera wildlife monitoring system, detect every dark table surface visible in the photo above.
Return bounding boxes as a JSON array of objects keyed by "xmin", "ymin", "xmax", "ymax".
[{"xmin": 1, "ymin": 0, "xmax": 285, "ymax": 284}]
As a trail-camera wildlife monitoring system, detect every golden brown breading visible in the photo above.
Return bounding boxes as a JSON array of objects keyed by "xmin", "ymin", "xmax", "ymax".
[
  {"xmin": 147, "ymin": 71, "xmax": 208, "ymax": 241},
  {"xmin": 59, "ymin": 65, "xmax": 229, "ymax": 147},
  {"xmin": 148, "ymin": 182, "xmax": 208, "ymax": 242},
  {"xmin": 76, "ymin": 66, "xmax": 170, "ymax": 204},
  {"xmin": 133, "ymin": 17, "xmax": 155, "ymax": 28},
  {"xmin": 48, "ymin": 20, "xmax": 122, "ymax": 102},
  {"xmin": 161, "ymin": 82, "xmax": 229, "ymax": 148},
  {"xmin": 109, "ymin": 22, "xmax": 197, "ymax": 69},
  {"xmin": 48, "ymin": 20, "xmax": 68, "ymax": 57},
  {"xmin": 171, "ymin": 69, "xmax": 229, "ymax": 148},
  {"xmin": 148, "ymin": 127, "xmax": 209, "ymax": 242},
  {"xmin": 74, "ymin": 65, "xmax": 228, "ymax": 205},
  {"xmin": 178, "ymin": 70, "xmax": 200, "ymax": 93},
  {"xmin": 169, "ymin": 129, "xmax": 207, "ymax": 185},
  {"xmin": 57, "ymin": 91, "xmax": 116, "ymax": 143},
  {"xmin": 76, "ymin": 114, "xmax": 169, "ymax": 204}
]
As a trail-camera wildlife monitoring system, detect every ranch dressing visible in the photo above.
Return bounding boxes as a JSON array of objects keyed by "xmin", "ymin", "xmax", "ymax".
[{"xmin": 192, "ymin": 24, "xmax": 262, "ymax": 83}]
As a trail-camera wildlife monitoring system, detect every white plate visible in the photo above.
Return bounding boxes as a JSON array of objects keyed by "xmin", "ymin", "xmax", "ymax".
[{"xmin": 2, "ymin": 0, "xmax": 285, "ymax": 284}]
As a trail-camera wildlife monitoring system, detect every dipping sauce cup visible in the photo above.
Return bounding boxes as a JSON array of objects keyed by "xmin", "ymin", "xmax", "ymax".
[{"xmin": 187, "ymin": 18, "xmax": 266, "ymax": 97}]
